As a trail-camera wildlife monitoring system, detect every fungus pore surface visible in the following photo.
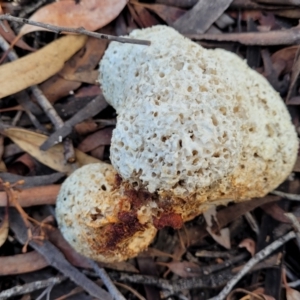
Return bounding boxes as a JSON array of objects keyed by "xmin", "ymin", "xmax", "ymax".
[
  {"xmin": 99, "ymin": 25, "xmax": 298, "ymax": 200},
  {"xmin": 55, "ymin": 163, "xmax": 157, "ymax": 263}
]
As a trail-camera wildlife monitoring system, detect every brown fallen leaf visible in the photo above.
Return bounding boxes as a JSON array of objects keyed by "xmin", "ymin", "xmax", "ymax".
[
  {"xmin": 0, "ymin": 196, "xmax": 9, "ymax": 248},
  {"xmin": 0, "ymin": 251, "xmax": 48, "ymax": 275},
  {"xmin": 0, "ymin": 35, "xmax": 87, "ymax": 99},
  {"xmin": 133, "ymin": 2, "xmax": 186, "ymax": 25},
  {"xmin": 19, "ymin": 0, "xmax": 127, "ymax": 37},
  {"xmin": 77, "ymin": 127, "xmax": 113, "ymax": 152},
  {"xmin": 0, "ymin": 135, "xmax": 7, "ymax": 172},
  {"xmin": 0, "ymin": 5, "xmax": 34, "ymax": 51},
  {"xmin": 90, "ymin": 146, "xmax": 105, "ymax": 160},
  {"xmin": 0, "ymin": 185, "xmax": 60, "ymax": 207},
  {"xmin": 287, "ymin": 46, "xmax": 300, "ymax": 101},
  {"xmin": 75, "ymin": 85, "xmax": 102, "ymax": 98},
  {"xmin": 128, "ymin": 3, "xmax": 160, "ymax": 28},
  {"xmin": 1, "ymin": 127, "xmax": 100, "ymax": 174},
  {"xmin": 260, "ymin": 203, "xmax": 291, "ymax": 224},
  {"xmin": 188, "ymin": 26, "xmax": 300, "ymax": 46},
  {"xmin": 271, "ymin": 46, "xmax": 298, "ymax": 76},
  {"xmin": 173, "ymin": 0, "xmax": 233, "ymax": 34},
  {"xmin": 41, "ymin": 35, "xmax": 108, "ymax": 103},
  {"xmin": 62, "ymin": 70, "xmax": 99, "ymax": 84}
]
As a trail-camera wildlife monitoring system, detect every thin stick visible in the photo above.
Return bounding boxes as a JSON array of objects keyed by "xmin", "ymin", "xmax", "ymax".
[
  {"xmin": 89, "ymin": 259, "xmax": 126, "ymax": 300},
  {"xmin": 31, "ymin": 85, "xmax": 76, "ymax": 163},
  {"xmin": 0, "ymin": 275, "xmax": 66, "ymax": 300},
  {"xmin": 271, "ymin": 190, "xmax": 300, "ymax": 201},
  {"xmin": 187, "ymin": 27, "xmax": 300, "ymax": 46},
  {"xmin": 209, "ymin": 231, "xmax": 296, "ymax": 300},
  {"xmin": 0, "ymin": 14, "xmax": 151, "ymax": 46}
]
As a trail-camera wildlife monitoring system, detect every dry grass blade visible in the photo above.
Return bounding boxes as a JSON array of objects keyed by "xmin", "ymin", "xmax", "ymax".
[{"xmin": 0, "ymin": 35, "xmax": 87, "ymax": 98}]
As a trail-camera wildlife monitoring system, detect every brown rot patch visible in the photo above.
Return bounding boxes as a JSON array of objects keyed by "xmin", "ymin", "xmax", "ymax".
[
  {"xmin": 124, "ymin": 189, "xmax": 153, "ymax": 210},
  {"xmin": 103, "ymin": 211, "xmax": 144, "ymax": 250},
  {"xmin": 114, "ymin": 173, "xmax": 123, "ymax": 188},
  {"xmin": 153, "ymin": 213, "xmax": 183, "ymax": 230}
]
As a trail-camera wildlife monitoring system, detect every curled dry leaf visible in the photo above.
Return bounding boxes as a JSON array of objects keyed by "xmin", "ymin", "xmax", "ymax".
[
  {"xmin": 19, "ymin": 0, "xmax": 127, "ymax": 37},
  {"xmin": 238, "ymin": 238, "xmax": 256, "ymax": 257},
  {"xmin": 0, "ymin": 35, "xmax": 87, "ymax": 99},
  {"xmin": 1, "ymin": 127, "xmax": 100, "ymax": 175}
]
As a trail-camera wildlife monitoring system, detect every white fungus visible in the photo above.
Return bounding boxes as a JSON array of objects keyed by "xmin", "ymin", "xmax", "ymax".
[
  {"xmin": 56, "ymin": 25, "xmax": 298, "ymax": 263},
  {"xmin": 56, "ymin": 163, "xmax": 157, "ymax": 263},
  {"xmin": 99, "ymin": 25, "xmax": 298, "ymax": 202}
]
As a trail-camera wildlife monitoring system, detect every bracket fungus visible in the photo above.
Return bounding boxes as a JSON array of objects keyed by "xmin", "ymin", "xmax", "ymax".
[{"xmin": 56, "ymin": 25, "xmax": 298, "ymax": 262}]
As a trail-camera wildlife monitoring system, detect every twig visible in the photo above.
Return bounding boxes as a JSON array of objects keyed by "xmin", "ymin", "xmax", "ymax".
[
  {"xmin": 9, "ymin": 210, "xmax": 113, "ymax": 300},
  {"xmin": 35, "ymin": 282, "xmax": 55, "ymax": 300},
  {"xmin": 271, "ymin": 190, "xmax": 300, "ymax": 201},
  {"xmin": 209, "ymin": 231, "xmax": 296, "ymax": 300},
  {"xmin": 0, "ymin": 14, "xmax": 151, "ymax": 46},
  {"xmin": 31, "ymin": 85, "xmax": 76, "ymax": 163},
  {"xmin": 31, "ymin": 86, "xmax": 63, "ymax": 128},
  {"xmin": 11, "ymin": 110, "xmax": 23, "ymax": 126},
  {"xmin": 89, "ymin": 259, "xmax": 126, "ymax": 300},
  {"xmin": 187, "ymin": 27, "xmax": 300, "ymax": 46},
  {"xmin": 40, "ymin": 94, "xmax": 108, "ymax": 151},
  {"xmin": 0, "ymin": 275, "xmax": 66, "ymax": 300},
  {"xmin": 285, "ymin": 213, "xmax": 300, "ymax": 249}
]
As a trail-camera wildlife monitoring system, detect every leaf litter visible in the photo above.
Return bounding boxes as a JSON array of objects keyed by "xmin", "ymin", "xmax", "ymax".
[{"xmin": 0, "ymin": 0, "xmax": 300, "ymax": 299}]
